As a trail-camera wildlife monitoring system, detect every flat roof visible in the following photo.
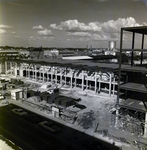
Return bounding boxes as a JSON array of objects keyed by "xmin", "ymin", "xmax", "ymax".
[
  {"xmin": 120, "ymin": 82, "xmax": 147, "ymax": 93},
  {"xmin": 0, "ymin": 51, "xmax": 19, "ymax": 54},
  {"xmin": 21, "ymin": 59, "xmax": 147, "ymax": 73},
  {"xmin": 62, "ymin": 56, "xmax": 93, "ymax": 60},
  {"xmin": 119, "ymin": 98, "xmax": 147, "ymax": 112},
  {"xmin": 122, "ymin": 26, "xmax": 147, "ymax": 35},
  {"xmin": 121, "ymin": 65, "xmax": 147, "ymax": 73}
]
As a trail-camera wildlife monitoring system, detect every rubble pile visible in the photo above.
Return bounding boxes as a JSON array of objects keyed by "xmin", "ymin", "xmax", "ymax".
[
  {"xmin": 77, "ymin": 110, "xmax": 95, "ymax": 129},
  {"xmin": 111, "ymin": 113, "xmax": 144, "ymax": 136}
]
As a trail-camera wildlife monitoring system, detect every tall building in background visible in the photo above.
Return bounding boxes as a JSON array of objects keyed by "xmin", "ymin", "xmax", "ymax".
[{"xmin": 109, "ymin": 41, "xmax": 116, "ymax": 50}]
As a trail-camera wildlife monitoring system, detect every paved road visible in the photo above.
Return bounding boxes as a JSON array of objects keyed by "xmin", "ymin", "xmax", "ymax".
[{"xmin": 0, "ymin": 104, "xmax": 120, "ymax": 150}]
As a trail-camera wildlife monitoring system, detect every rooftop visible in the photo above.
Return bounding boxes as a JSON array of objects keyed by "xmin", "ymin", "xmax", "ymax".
[
  {"xmin": 122, "ymin": 26, "xmax": 147, "ymax": 35},
  {"xmin": 21, "ymin": 58, "xmax": 147, "ymax": 73}
]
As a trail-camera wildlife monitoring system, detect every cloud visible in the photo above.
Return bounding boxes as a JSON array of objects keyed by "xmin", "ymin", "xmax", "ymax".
[
  {"xmin": 66, "ymin": 32, "xmax": 91, "ymax": 37},
  {"xmin": 74, "ymin": 37, "xmax": 90, "ymax": 42},
  {"xmin": 0, "ymin": 29, "xmax": 6, "ymax": 34},
  {"xmin": 37, "ymin": 29, "xmax": 53, "ymax": 36},
  {"xmin": 50, "ymin": 17, "xmax": 142, "ymax": 41},
  {"xmin": 143, "ymin": 22, "xmax": 147, "ymax": 25},
  {"xmin": 92, "ymin": 34, "xmax": 108, "ymax": 40},
  {"xmin": 50, "ymin": 24, "xmax": 62, "ymax": 30},
  {"xmin": 50, "ymin": 17, "xmax": 141, "ymax": 33},
  {"xmin": 0, "ymin": 24, "xmax": 13, "ymax": 29},
  {"xmin": 29, "ymin": 36, "xmax": 36, "ymax": 40},
  {"xmin": 32, "ymin": 25, "xmax": 44, "ymax": 30},
  {"xmin": 50, "ymin": 19, "xmax": 100, "ymax": 31},
  {"xmin": 37, "ymin": 36, "xmax": 54, "ymax": 41},
  {"xmin": 101, "ymin": 17, "xmax": 141, "ymax": 33},
  {"xmin": 12, "ymin": 31, "xmax": 16, "ymax": 34}
]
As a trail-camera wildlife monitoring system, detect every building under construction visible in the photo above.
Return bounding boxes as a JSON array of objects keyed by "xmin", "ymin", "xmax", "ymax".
[{"xmin": 0, "ymin": 26, "xmax": 147, "ymax": 138}]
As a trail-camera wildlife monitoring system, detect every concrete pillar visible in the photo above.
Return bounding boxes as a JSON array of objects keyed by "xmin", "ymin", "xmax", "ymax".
[
  {"xmin": 12, "ymin": 62, "xmax": 15, "ymax": 76},
  {"xmin": 95, "ymin": 72, "xmax": 97, "ymax": 93},
  {"xmin": 144, "ymin": 113, "xmax": 147, "ymax": 138},
  {"xmin": 75, "ymin": 76, "xmax": 77, "ymax": 87},
  {"xmin": 82, "ymin": 70, "xmax": 84, "ymax": 91},
  {"xmin": 23, "ymin": 87, "xmax": 27, "ymax": 99},
  {"xmin": 28, "ymin": 66, "xmax": 30, "ymax": 79},
  {"xmin": 35, "ymin": 65, "xmax": 37, "ymax": 81},
  {"xmin": 113, "ymin": 77, "xmax": 115, "ymax": 96},
  {"xmin": 55, "ymin": 68, "xmax": 57, "ymax": 84},
  {"xmin": 86, "ymin": 78, "xmax": 88, "ymax": 90},
  {"xmin": 109, "ymin": 73, "xmax": 112, "ymax": 96},
  {"xmin": 60, "ymin": 68, "xmax": 62, "ymax": 85},
  {"xmin": 5, "ymin": 61, "xmax": 7, "ymax": 75},
  {"xmin": 10, "ymin": 62, "xmax": 12, "ymax": 75},
  {"xmin": 47, "ymin": 73, "xmax": 49, "ymax": 82},
  {"xmin": 70, "ymin": 71, "xmax": 73, "ymax": 89},
  {"xmin": 99, "ymin": 75, "xmax": 101, "ymax": 91},
  {"xmin": 43, "ymin": 66, "xmax": 45, "ymax": 82},
  {"xmin": 51, "ymin": 67, "xmax": 53, "ymax": 82},
  {"xmin": 19, "ymin": 63, "xmax": 23, "ymax": 78},
  {"xmin": 65, "ymin": 68, "xmax": 66, "ymax": 85},
  {"xmin": 14, "ymin": 63, "xmax": 17, "ymax": 77}
]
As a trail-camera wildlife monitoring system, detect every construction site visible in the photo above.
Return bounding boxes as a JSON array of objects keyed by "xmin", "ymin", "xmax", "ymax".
[{"xmin": 0, "ymin": 26, "xmax": 147, "ymax": 150}]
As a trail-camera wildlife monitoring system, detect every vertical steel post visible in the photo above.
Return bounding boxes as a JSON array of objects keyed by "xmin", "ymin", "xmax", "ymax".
[
  {"xmin": 109, "ymin": 72, "xmax": 112, "ymax": 96},
  {"xmin": 113, "ymin": 77, "xmax": 115, "ymax": 96},
  {"xmin": 117, "ymin": 28, "xmax": 123, "ymax": 107},
  {"xmin": 82, "ymin": 70, "xmax": 84, "ymax": 91},
  {"xmin": 115, "ymin": 28, "xmax": 123, "ymax": 128},
  {"xmin": 141, "ymin": 34, "xmax": 144, "ymax": 65},
  {"xmin": 95, "ymin": 72, "xmax": 97, "ymax": 93},
  {"xmin": 131, "ymin": 32, "xmax": 135, "ymax": 66}
]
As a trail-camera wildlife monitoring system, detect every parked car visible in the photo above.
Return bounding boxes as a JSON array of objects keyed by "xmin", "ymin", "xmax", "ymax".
[
  {"xmin": 24, "ymin": 114, "xmax": 42, "ymax": 123},
  {"xmin": 12, "ymin": 108, "xmax": 28, "ymax": 116},
  {"xmin": 39, "ymin": 121, "xmax": 61, "ymax": 132}
]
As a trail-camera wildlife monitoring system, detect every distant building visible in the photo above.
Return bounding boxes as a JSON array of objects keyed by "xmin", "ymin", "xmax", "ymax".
[
  {"xmin": 109, "ymin": 41, "xmax": 116, "ymax": 50},
  {"xmin": 0, "ymin": 50, "xmax": 19, "ymax": 57},
  {"xmin": 19, "ymin": 50, "xmax": 29, "ymax": 57},
  {"xmin": 59, "ymin": 49, "xmax": 74, "ymax": 57},
  {"xmin": 44, "ymin": 49, "xmax": 59, "ymax": 57},
  {"xmin": 29, "ymin": 48, "xmax": 44, "ymax": 59},
  {"xmin": 0, "ymin": 50, "xmax": 20, "ymax": 74}
]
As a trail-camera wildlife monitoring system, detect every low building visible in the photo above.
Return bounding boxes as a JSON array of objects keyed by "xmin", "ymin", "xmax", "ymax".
[{"xmin": 29, "ymin": 48, "xmax": 44, "ymax": 59}]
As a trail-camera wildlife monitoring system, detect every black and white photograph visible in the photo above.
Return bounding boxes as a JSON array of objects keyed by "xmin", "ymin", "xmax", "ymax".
[{"xmin": 0, "ymin": 0, "xmax": 147, "ymax": 150}]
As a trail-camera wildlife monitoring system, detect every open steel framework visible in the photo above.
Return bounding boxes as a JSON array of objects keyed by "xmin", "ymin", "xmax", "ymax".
[{"xmin": 117, "ymin": 26, "xmax": 147, "ymax": 137}]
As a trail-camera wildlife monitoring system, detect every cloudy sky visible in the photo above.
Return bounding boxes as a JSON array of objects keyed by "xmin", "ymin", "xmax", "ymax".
[{"xmin": 0, "ymin": 0, "xmax": 147, "ymax": 48}]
